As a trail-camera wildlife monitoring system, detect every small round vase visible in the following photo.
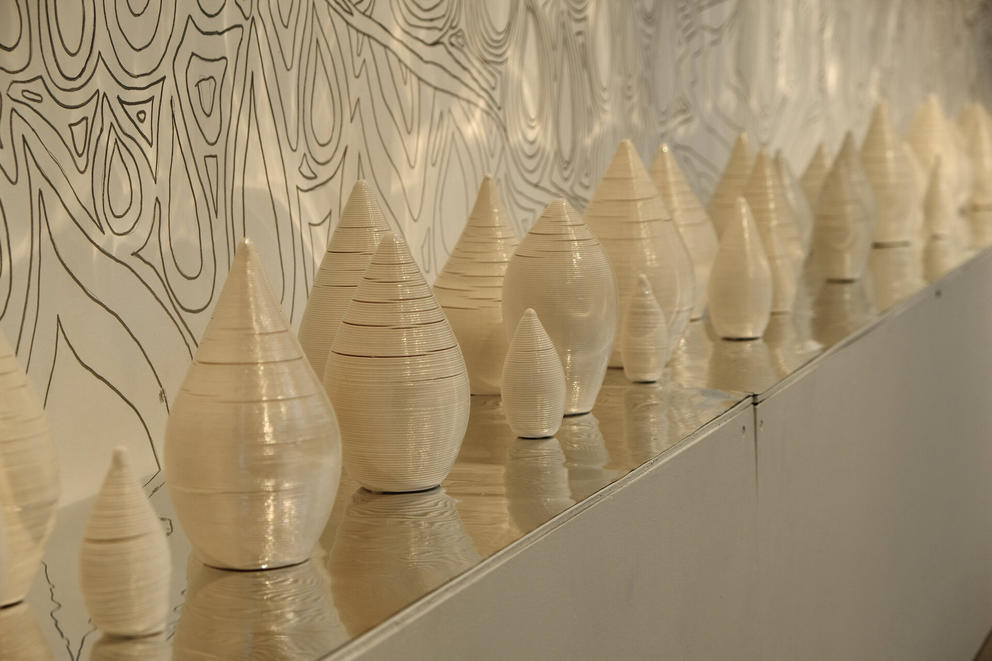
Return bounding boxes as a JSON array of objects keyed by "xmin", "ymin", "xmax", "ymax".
[
  {"xmin": 585, "ymin": 139, "xmax": 694, "ymax": 356},
  {"xmin": 434, "ymin": 176, "xmax": 519, "ymax": 395},
  {"xmin": 860, "ymin": 100, "xmax": 920, "ymax": 246},
  {"xmin": 325, "ymin": 232, "xmax": 470, "ymax": 493},
  {"xmin": 650, "ymin": 143, "xmax": 719, "ymax": 320},
  {"xmin": 501, "ymin": 309, "xmax": 566, "ymax": 439},
  {"xmin": 298, "ymin": 180, "xmax": 390, "ymax": 376},
  {"xmin": 708, "ymin": 132, "xmax": 755, "ymax": 237},
  {"xmin": 707, "ymin": 197, "xmax": 773, "ymax": 340},
  {"xmin": 801, "ymin": 143, "xmax": 831, "ymax": 208},
  {"xmin": 775, "ymin": 150, "xmax": 814, "ymax": 257},
  {"xmin": 621, "ymin": 275, "xmax": 669, "ymax": 383},
  {"xmin": 503, "ymin": 198, "xmax": 618, "ymax": 415},
  {"xmin": 165, "ymin": 239, "xmax": 341, "ymax": 570},
  {"xmin": 813, "ymin": 146, "xmax": 874, "ymax": 282},
  {"xmin": 80, "ymin": 448, "xmax": 170, "ymax": 637},
  {"xmin": 0, "ymin": 331, "xmax": 59, "ymax": 606}
]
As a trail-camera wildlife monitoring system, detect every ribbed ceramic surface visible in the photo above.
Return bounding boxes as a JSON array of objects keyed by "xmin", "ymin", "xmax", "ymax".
[
  {"xmin": 621, "ymin": 275, "xmax": 669, "ymax": 383},
  {"xmin": 837, "ymin": 132, "xmax": 879, "ymax": 234},
  {"xmin": 80, "ymin": 448, "xmax": 170, "ymax": 637},
  {"xmin": 0, "ymin": 603, "xmax": 52, "ymax": 661},
  {"xmin": 650, "ymin": 143, "xmax": 719, "ymax": 320},
  {"xmin": 585, "ymin": 140, "xmax": 693, "ymax": 356},
  {"xmin": 907, "ymin": 94, "xmax": 972, "ymax": 209},
  {"xmin": 326, "ymin": 232, "xmax": 470, "ymax": 493},
  {"xmin": 707, "ymin": 198, "xmax": 773, "ymax": 339},
  {"xmin": 708, "ymin": 133, "xmax": 755, "ymax": 236},
  {"xmin": 801, "ymin": 143, "xmax": 831, "ymax": 208},
  {"xmin": 90, "ymin": 633, "xmax": 170, "ymax": 661},
  {"xmin": 958, "ymin": 103, "xmax": 992, "ymax": 247},
  {"xmin": 501, "ymin": 309, "xmax": 566, "ymax": 439},
  {"xmin": 775, "ymin": 151, "xmax": 814, "ymax": 257},
  {"xmin": 861, "ymin": 100, "xmax": 921, "ymax": 245},
  {"xmin": 502, "ymin": 199, "xmax": 618, "ymax": 415},
  {"xmin": 742, "ymin": 150, "xmax": 801, "ymax": 312},
  {"xmin": 869, "ymin": 245, "xmax": 925, "ymax": 312},
  {"xmin": 504, "ymin": 437, "xmax": 574, "ymax": 533},
  {"xmin": 813, "ymin": 146, "xmax": 874, "ymax": 281},
  {"xmin": 434, "ymin": 176, "xmax": 520, "ymax": 395},
  {"xmin": 165, "ymin": 239, "xmax": 341, "ymax": 570},
  {"xmin": 922, "ymin": 158, "xmax": 964, "ymax": 280},
  {"xmin": 298, "ymin": 180, "xmax": 391, "ymax": 376},
  {"xmin": 0, "ymin": 331, "xmax": 59, "ymax": 606}
]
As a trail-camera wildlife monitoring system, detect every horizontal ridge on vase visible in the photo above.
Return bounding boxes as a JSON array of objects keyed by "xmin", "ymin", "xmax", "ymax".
[
  {"xmin": 165, "ymin": 239, "xmax": 341, "ymax": 570},
  {"xmin": 621, "ymin": 275, "xmax": 669, "ymax": 383},
  {"xmin": 650, "ymin": 143, "xmax": 719, "ymax": 320},
  {"xmin": 801, "ymin": 142, "xmax": 831, "ymax": 208},
  {"xmin": 708, "ymin": 132, "xmax": 755, "ymax": 237},
  {"xmin": 861, "ymin": 100, "xmax": 920, "ymax": 246},
  {"xmin": 325, "ymin": 232, "xmax": 470, "ymax": 493},
  {"xmin": 434, "ymin": 176, "xmax": 520, "ymax": 395},
  {"xmin": 0, "ymin": 330, "xmax": 59, "ymax": 607},
  {"xmin": 812, "ymin": 147, "xmax": 873, "ymax": 281},
  {"xmin": 707, "ymin": 197, "xmax": 773, "ymax": 340},
  {"xmin": 298, "ymin": 180, "xmax": 391, "ymax": 377},
  {"xmin": 501, "ymin": 309, "xmax": 566, "ymax": 439},
  {"xmin": 503, "ymin": 198, "xmax": 618, "ymax": 416},
  {"xmin": 775, "ymin": 150, "xmax": 814, "ymax": 257},
  {"xmin": 79, "ymin": 448, "xmax": 170, "ymax": 637}
]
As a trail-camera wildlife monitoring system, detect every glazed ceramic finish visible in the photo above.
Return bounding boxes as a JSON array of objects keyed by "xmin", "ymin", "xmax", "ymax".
[
  {"xmin": 922, "ymin": 158, "xmax": 964, "ymax": 281},
  {"xmin": 434, "ymin": 176, "xmax": 520, "ymax": 395},
  {"xmin": 801, "ymin": 143, "xmax": 831, "ymax": 209},
  {"xmin": 585, "ymin": 140, "xmax": 694, "ymax": 357},
  {"xmin": 958, "ymin": 104, "xmax": 992, "ymax": 247},
  {"xmin": 707, "ymin": 198, "xmax": 773, "ymax": 340},
  {"xmin": 813, "ymin": 146, "xmax": 874, "ymax": 281},
  {"xmin": 0, "ymin": 603, "xmax": 53, "ymax": 661},
  {"xmin": 775, "ymin": 151, "xmax": 814, "ymax": 257},
  {"xmin": 165, "ymin": 239, "xmax": 341, "ymax": 570},
  {"xmin": 298, "ymin": 180, "xmax": 391, "ymax": 377},
  {"xmin": 861, "ymin": 100, "xmax": 921, "ymax": 245},
  {"xmin": 650, "ymin": 143, "xmax": 719, "ymax": 319},
  {"xmin": 837, "ymin": 132, "xmax": 879, "ymax": 235},
  {"xmin": 742, "ymin": 149, "xmax": 802, "ymax": 312},
  {"xmin": 0, "ymin": 331, "xmax": 59, "ymax": 607},
  {"xmin": 501, "ymin": 310, "xmax": 566, "ymax": 439},
  {"xmin": 708, "ymin": 133, "xmax": 755, "ymax": 237},
  {"xmin": 907, "ymin": 94, "xmax": 972, "ymax": 208},
  {"xmin": 80, "ymin": 448, "xmax": 170, "ymax": 637},
  {"xmin": 326, "ymin": 233, "xmax": 470, "ymax": 492},
  {"xmin": 621, "ymin": 275, "xmax": 670, "ymax": 383},
  {"xmin": 503, "ymin": 199, "xmax": 618, "ymax": 415}
]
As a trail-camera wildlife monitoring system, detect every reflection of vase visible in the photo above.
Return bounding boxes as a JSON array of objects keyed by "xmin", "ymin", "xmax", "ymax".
[
  {"xmin": 868, "ymin": 245, "xmax": 925, "ymax": 312},
  {"xmin": 586, "ymin": 140, "xmax": 693, "ymax": 356},
  {"xmin": 326, "ymin": 233, "xmax": 470, "ymax": 493},
  {"xmin": 173, "ymin": 559, "xmax": 345, "ymax": 661},
  {"xmin": 503, "ymin": 199, "xmax": 618, "ymax": 415},
  {"xmin": 667, "ymin": 319, "xmax": 714, "ymax": 389},
  {"xmin": 165, "ymin": 240, "xmax": 340, "ymax": 570},
  {"xmin": 813, "ymin": 145, "xmax": 874, "ymax": 282},
  {"xmin": 922, "ymin": 158, "xmax": 965, "ymax": 282},
  {"xmin": 434, "ymin": 176, "xmax": 519, "ymax": 394},
  {"xmin": 763, "ymin": 313, "xmax": 808, "ymax": 378},
  {"xmin": 502, "ymin": 310, "xmax": 565, "ymax": 439},
  {"xmin": 650, "ymin": 143, "xmax": 719, "ymax": 319},
  {"xmin": 707, "ymin": 337, "xmax": 777, "ymax": 395},
  {"xmin": 298, "ymin": 180, "xmax": 390, "ymax": 376},
  {"xmin": 0, "ymin": 331, "xmax": 59, "ymax": 606},
  {"xmin": 621, "ymin": 275, "xmax": 669, "ymax": 383},
  {"xmin": 90, "ymin": 633, "xmax": 169, "ymax": 661},
  {"xmin": 708, "ymin": 133, "xmax": 755, "ymax": 237},
  {"xmin": 328, "ymin": 488, "xmax": 480, "ymax": 637},
  {"xmin": 0, "ymin": 602, "xmax": 53, "ymax": 660},
  {"xmin": 811, "ymin": 279, "xmax": 877, "ymax": 347},
  {"xmin": 558, "ymin": 414, "xmax": 618, "ymax": 501},
  {"xmin": 801, "ymin": 142, "xmax": 830, "ymax": 207},
  {"xmin": 623, "ymin": 386, "xmax": 672, "ymax": 465},
  {"xmin": 80, "ymin": 448, "xmax": 170, "ymax": 637},
  {"xmin": 776, "ymin": 150, "xmax": 814, "ymax": 256},
  {"xmin": 504, "ymin": 438, "xmax": 574, "ymax": 534},
  {"xmin": 861, "ymin": 100, "xmax": 921, "ymax": 246}
]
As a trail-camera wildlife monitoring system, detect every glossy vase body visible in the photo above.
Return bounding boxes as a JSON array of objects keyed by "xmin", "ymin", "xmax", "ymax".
[
  {"xmin": 621, "ymin": 275, "xmax": 669, "ymax": 383},
  {"xmin": 861, "ymin": 100, "xmax": 920, "ymax": 245},
  {"xmin": 708, "ymin": 133, "xmax": 755, "ymax": 237},
  {"xmin": 501, "ymin": 309, "xmax": 566, "ymax": 439}
]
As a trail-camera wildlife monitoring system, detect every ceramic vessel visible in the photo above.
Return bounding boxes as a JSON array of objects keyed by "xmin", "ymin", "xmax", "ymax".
[
  {"xmin": 837, "ymin": 132, "xmax": 879, "ymax": 234},
  {"xmin": 298, "ymin": 180, "xmax": 390, "ymax": 376},
  {"xmin": 811, "ymin": 279, "xmax": 876, "ymax": 347},
  {"xmin": 501, "ymin": 309, "xmax": 565, "ymax": 439},
  {"xmin": 325, "ymin": 232, "xmax": 470, "ymax": 492},
  {"xmin": 0, "ymin": 331, "xmax": 59, "ymax": 606},
  {"xmin": 503, "ymin": 198, "xmax": 618, "ymax": 415},
  {"xmin": 812, "ymin": 146, "xmax": 873, "ymax": 281},
  {"xmin": 621, "ymin": 275, "xmax": 669, "ymax": 383},
  {"xmin": 868, "ymin": 245, "xmax": 924, "ymax": 312},
  {"xmin": 958, "ymin": 104, "xmax": 992, "ymax": 247},
  {"xmin": 91, "ymin": 633, "xmax": 170, "ymax": 661},
  {"xmin": 907, "ymin": 94, "xmax": 971, "ymax": 209},
  {"xmin": 923, "ymin": 158, "xmax": 963, "ymax": 281},
  {"xmin": 708, "ymin": 133, "xmax": 755, "ymax": 236},
  {"xmin": 434, "ymin": 176, "xmax": 519, "ymax": 395},
  {"xmin": 80, "ymin": 448, "xmax": 170, "ymax": 637},
  {"xmin": 743, "ymin": 149, "xmax": 801, "ymax": 312},
  {"xmin": 650, "ymin": 143, "xmax": 719, "ymax": 319},
  {"xmin": 0, "ymin": 602, "xmax": 53, "ymax": 661},
  {"xmin": 861, "ymin": 100, "xmax": 920, "ymax": 245},
  {"xmin": 801, "ymin": 142, "xmax": 831, "ymax": 207},
  {"xmin": 165, "ymin": 239, "xmax": 341, "ymax": 570},
  {"xmin": 585, "ymin": 140, "xmax": 693, "ymax": 356},
  {"xmin": 775, "ymin": 150, "xmax": 814, "ymax": 256},
  {"xmin": 707, "ymin": 197, "xmax": 773, "ymax": 339}
]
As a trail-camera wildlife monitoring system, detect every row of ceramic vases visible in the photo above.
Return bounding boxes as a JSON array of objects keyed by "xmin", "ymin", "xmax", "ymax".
[{"xmin": 1, "ymin": 93, "xmax": 990, "ymax": 643}]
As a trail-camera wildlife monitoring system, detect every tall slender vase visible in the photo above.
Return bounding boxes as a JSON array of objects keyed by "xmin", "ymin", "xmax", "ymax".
[
  {"xmin": 708, "ymin": 133, "xmax": 755, "ymax": 237},
  {"xmin": 434, "ymin": 176, "xmax": 519, "ymax": 395},
  {"xmin": 801, "ymin": 142, "xmax": 831, "ymax": 208},
  {"xmin": 165, "ymin": 239, "xmax": 341, "ymax": 570},
  {"xmin": 501, "ymin": 309, "xmax": 566, "ymax": 439},
  {"xmin": 861, "ymin": 100, "xmax": 920, "ymax": 245},
  {"xmin": 813, "ymin": 150, "xmax": 874, "ymax": 281}
]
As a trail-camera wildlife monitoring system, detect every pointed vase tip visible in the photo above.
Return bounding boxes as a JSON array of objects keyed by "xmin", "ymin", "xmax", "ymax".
[
  {"xmin": 659, "ymin": 142, "xmax": 672, "ymax": 154},
  {"xmin": 521, "ymin": 307, "xmax": 538, "ymax": 321},
  {"xmin": 605, "ymin": 139, "xmax": 645, "ymax": 179},
  {"xmin": 111, "ymin": 446, "xmax": 129, "ymax": 471},
  {"xmin": 635, "ymin": 273, "xmax": 653, "ymax": 294},
  {"xmin": 370, "ymin": 231, "xmax": 409, "ymax": 264}
]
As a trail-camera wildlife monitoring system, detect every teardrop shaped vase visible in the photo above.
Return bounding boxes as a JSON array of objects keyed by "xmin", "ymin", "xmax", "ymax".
[
  {"xmin": 621, "ymin": 275, "xmax": 669, "ymax": 383},
  {"xmin": 501, "ymin": 309, "xmax": 566, "ymax": 439}
]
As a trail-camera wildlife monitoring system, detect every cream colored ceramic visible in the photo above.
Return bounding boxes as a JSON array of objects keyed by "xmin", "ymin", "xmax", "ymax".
[
  {"xmin": 80, "ymin": 448, "xmax": 170, "ymax": 637},
  {"xmin": 923, "ymin": 158, "xmax": 963, "ymax": 281},
  {"xmin": 0, "ymin": 602, "xmax": 53, "ymax": 661},
  {"xmin": 326, "ymin": 232, "xmax": 470, "ymax": 492},
  {"xmin": 434, "ymin": 176, "xmax": 519, "ymax": 395},
  {"xmin": 775, "ymin": 150, "xmax": 814, "ymax": 256},
  {"xmin": 501, "ymin": 309, "xmax": 565, "ymax": 439},
  {"xmin": 708, "ymin": 132, "xmax": 755, "ymax": 237},
  {"xmin": 907, "ymin": 94, "xmax": 972, "ymax": 209},
  {"xmin": 810, "ymin": 279, "xmax": 877, "ymax": 347},
  {"xmin": 504, "ymin": 437, "xmax": 574, "ymax": 533},
  {"xmin": 621, "ymin": 275, "xmax": 669, "ymax": 383},
  {"xmin": 585, "ymin": 139, "xmax": 693, "ymax": 356},
  {"xmin": 557, "ymin": 412, "xmax": 617, "ymax": 501},
  {"xmin": 801, "ymin": 142, "xmax": 831, "ymax": 207},
  {"xmin": 650, "ymin": 143, "xmax": 719, "ymax": 319},
  {"xmin": 812, "ymin": 145, "xmax": 874, "ymax": 281},
  {"xmin": 165, "ymin": 239, "xmax": 341, "ymax": 570},
  {"xmin": 503, "ymin": 199, "xmax": 618, "ymax": 415},
  {"xmin": 298, "ymin": 180, "xmax": 390, "ymax": 376},
  {"xmin": 707, "ymin": 197, "xmax": 773, "ymax": 339},
  {"xmin": 861, "ymin": 100, "xmax": 920, "ymax": 246},
  {"xmin": 91, "ymin": 633, "xmax": 170, "ymax": 661},
  {"xmin": 0, "ymin": 331, "xmax": 59, "ymax": 607},
  {"xmin": 958, "ymin": 103, "xmax": 992, "ymax": 247},
  {"xmin": 837, "ymin": 131, "xmax": 879, "ymax": 235},
  {"xmin": 868, "ymin": 245, "xmax": 925, "ymax": 312},
  {"xmin": 743, "ymin": 149, "xmax": 801, "ymax": 312}
]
